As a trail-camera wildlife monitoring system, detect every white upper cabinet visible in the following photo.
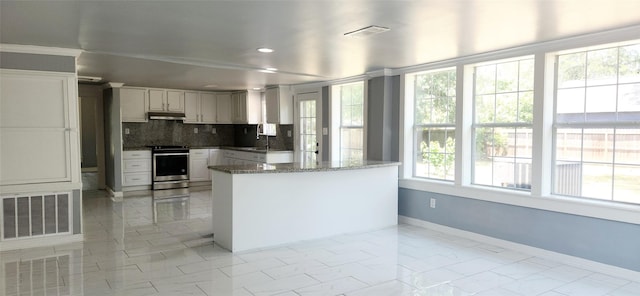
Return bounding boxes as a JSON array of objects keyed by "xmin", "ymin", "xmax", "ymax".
[
  {"xmin": 149, "ymin": 89, "xmax": 185, "ymax": 112},
  {"xmin": 185, "ymin": 92, "xmax": 218, "ymax": 124},
  {"xmin": 184, "ymin": 91, "xmax": 200, "ymax": 123},
  {"xmin": 200, "ymin": 93, "xmax": 218, "ymax": 123},
  {"xmin": 266, "ymin": 86, "xmax": 293, "ymax": 124},
  {"xmin": 232, "ymin": 90, "xmax": 261, "ymax": 124},
  {"xmin": 216, "ymin": 93, "xmax": 232, "ymax": 124},
  {"xmin": 120, "ymin": 87, "xmax": 148, "ymax": 122}
]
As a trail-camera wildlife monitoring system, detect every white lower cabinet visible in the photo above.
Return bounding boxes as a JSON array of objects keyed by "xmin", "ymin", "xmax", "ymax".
[
  {"xmin": 122, "ymin": 150, "xmax": 151, "ymax": 187},
  {"xmin": 189, "ymin": 149, "xmax": 210, "ymax": 182}
]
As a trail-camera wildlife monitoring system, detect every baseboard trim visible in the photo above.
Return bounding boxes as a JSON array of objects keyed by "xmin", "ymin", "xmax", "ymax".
[
  {"xmin": 105, "ymin": 186, "xmax": 123, "ymax": 201},
  {"xmin": 399, "ymin": 215, "xmax": 640, "ymax": 282},
  {"xmin": 0, "ymin": 234, "xmax": 84, "ymax": 252}
]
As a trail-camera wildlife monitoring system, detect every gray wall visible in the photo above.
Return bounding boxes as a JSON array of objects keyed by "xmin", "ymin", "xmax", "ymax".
[
  {"xmin": 103, "ymin": 88, "xmax": 122, "ymax": 192},
  {"xmin": 0, "ymin": 52, "xmax": 76, "ymax": 73},
  {"xmin": 322, "ymin": 86, "xmax": 330, "ymax": 161},
  {"xmin": 367, "ymin": 75, "xmax": 400, "ymax": 161},
  {"xmin": 80, "ymin": 95, "xmax": 98, "ymax": 168},
  {"xmin": 399, "ymin": 188, "xmax": 640, "ymax": 272}
]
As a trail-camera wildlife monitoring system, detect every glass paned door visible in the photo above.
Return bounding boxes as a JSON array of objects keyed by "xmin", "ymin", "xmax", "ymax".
[{"xmin": 296, "ymin": 92, "xmax": 322, "ymax": 164}]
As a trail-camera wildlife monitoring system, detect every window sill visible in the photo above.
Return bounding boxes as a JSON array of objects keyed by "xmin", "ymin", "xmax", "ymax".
[{"xmin": 399, "ymin": 178, "xmax": 640, "ymax": 225}]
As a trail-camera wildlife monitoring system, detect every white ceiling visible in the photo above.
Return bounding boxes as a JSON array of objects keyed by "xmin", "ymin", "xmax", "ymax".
[{"xmin": 2, "ymin": 0, "xmax": 640, "ymax": 91}]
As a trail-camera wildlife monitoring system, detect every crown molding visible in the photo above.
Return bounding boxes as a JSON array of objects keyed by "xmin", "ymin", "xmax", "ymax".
[
  {"xmin": 0, "ymin": 44, "xmax": 82, "ymax": 57},
  {"xmin": 104, "ymin": 82, "xmax": 125, "ymax": 88},
  {"xmin": 366, "ymin": 68, "xmax": 394, "ymax": 78}
]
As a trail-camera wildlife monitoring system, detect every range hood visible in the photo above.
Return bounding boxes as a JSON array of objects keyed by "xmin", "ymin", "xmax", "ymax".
[{"xmin": 148, "ymin": 111, "xmax": 186, "ymax": 121}]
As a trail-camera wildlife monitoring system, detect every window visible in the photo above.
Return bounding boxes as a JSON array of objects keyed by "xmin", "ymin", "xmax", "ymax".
[
  {"xmin": 410, "ymin": 68, "xmax": 456, "ymax": 180},
  {"xmin": 260, "ymin": 94, "xmax": 277, "ymax": 136},
  {"xmin": 554, "ymin": 42, "xmax": 640, "ymax": 204},
  {"xmin": 331, "ymin": 81, "xmax": 365, "ymax": 163},
  {"xmin": 472, "ymin": 57, "xmax": 535, "ymax": 190}
]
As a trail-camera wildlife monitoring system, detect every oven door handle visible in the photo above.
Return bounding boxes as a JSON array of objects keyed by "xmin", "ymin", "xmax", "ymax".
[{"xmin": 154, "ymin": 152, "xmax": 189, "ymax": 156}]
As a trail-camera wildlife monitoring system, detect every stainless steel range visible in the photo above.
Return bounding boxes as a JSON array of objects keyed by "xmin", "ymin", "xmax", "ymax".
[{"xmin": 150, "ymin": 146, "xmax": 189, "ymax": 191}]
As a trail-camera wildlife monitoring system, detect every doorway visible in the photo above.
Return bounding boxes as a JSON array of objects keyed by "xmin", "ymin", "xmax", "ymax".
[
  {"xmin": 79, "ymin": 84, "xmax": 106, "ymax": 191},
  {"xmin": 294, "ymin": 91, "xmax": 322, "ymax": 164}
]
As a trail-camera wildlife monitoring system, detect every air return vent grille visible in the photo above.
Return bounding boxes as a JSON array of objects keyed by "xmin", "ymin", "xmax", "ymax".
[{"xmin": 2, "ymin": 193, "xmax": 70, "ymax": 240}]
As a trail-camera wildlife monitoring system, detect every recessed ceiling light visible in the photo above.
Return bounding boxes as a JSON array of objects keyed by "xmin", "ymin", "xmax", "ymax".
[
  {"xmin": 259, "ymin": 69, "xmax": 276, "ymax": 74},
  {"xmin": 264, "ymin": 67, "xmax": 278, "ymax": 71},
  {"xmin": 257, "ymin": 47, "xmax": 274, "ymax": 53},
  {"xmin": 252, "ymin": 87, "xmax": 262, "ymax": 91},
  {"xmin": 204, "ymin": 84, "xmax": 218, "ymax": 88},
  {"xmin": 344, "ymin": 25, "xmax": 390, "ymax": 38}
]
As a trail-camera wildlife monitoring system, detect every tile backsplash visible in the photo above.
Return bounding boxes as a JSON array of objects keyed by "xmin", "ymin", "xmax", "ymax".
[{"xmin": 122, "ymin": 120, "xmax": 293, "ymax": 150}]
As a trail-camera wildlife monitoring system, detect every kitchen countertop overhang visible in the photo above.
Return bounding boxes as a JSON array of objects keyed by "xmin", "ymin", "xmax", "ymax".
[{"xmin": 209, "ymin": 160, "xmax": 400, "ymax": 174}]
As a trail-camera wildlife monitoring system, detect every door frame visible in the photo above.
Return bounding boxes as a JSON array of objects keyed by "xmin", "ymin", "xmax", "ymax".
[{"xmin": 293, "ymin": 89, "xmax": 323, "ymax": 163}]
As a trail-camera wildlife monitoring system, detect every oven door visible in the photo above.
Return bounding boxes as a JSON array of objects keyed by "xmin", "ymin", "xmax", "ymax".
[{"xmin": 153, "ymin": 152, "xmax": 189, "ymax": 182}]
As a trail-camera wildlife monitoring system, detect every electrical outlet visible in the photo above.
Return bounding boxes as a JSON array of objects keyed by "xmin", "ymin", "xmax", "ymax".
[
  {"xmin": 430, "ymin": 198, "xmax": 436, "ymax": 208},
  {"xmin": 244, "ymin": 128, "xmax": 247, "ymax": 134},
  {"xmin": 124, "ymin": 128, "xmax": 130, "ymax": 135},
  {"xmin": 194, "ymin": 127, "xmax": 198, "ymax": 134},
  {"xmin": 211, "ymin": 128, "xmax": 217, "ymax": 134},
  {"xmin": 287, "ymin": 130, "xmax": 292, "ymax": 137}
]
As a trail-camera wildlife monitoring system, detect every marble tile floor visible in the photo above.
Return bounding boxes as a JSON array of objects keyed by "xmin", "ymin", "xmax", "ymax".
[{"xmin": 1, "ymin": 189, "xmax": 638, "ymax": 296}]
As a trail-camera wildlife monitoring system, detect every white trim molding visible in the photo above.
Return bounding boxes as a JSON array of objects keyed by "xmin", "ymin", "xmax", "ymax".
[
  {"xmin": 0, "ymin": 234, "xmax": 83, "ymax": 252},
  {"xmin": 0, "ymin": 44, "xmax": 82, "ymax": 57}
]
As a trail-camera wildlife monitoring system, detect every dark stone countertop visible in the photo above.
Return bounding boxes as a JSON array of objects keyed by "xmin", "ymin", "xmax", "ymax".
[{"xmin": 209, "ymin": 160, "xmax": 400, "ymax": 174}]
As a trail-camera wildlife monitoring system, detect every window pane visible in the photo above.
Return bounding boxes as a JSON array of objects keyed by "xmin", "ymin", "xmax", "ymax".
[
  {"xmin": 615, "ymin": 128, "xmax": 640, "ymax": 165},
  {"xmin": 582, "ymin": 163, "xmax": 613, "ymax": 200},
  {"xmin": 582, "ymin": 129, "xmax": 614, "ymax": 163},
  {"xmin": 586, "ymin": 48, "xmax": 618, "ymax": 86},
  {"xmin": 558, "ymin": 52, "xmax": 586, "ymax": 88},
  {"xmin": 496, "ymin": 61, "xmax": 519, "ymax": 93},
  {"xmin": 585, "ymin": 85, "xmax": 617, "ymax": 122},
  {"xmin": 556, "ymin": 88, "xmax": 585, "ymax": 122},
  {"xmin": 495, "ymin": 93, "xmax": 517, "ymax": 123},
  {"xmin": 618, "ymin": 44, "xmax": 640, "ymax": 83},
  {"xmin": 415, "ymin": 128, "xmax": 455, "ymax": 180},
  {"xmin": 519, "ymin": 59, "xmax": 535, "ymax": 91},
  {"xmin": 475, "ymin": 65, "xmax": 496, "ymax": 95},
  {"xmin": 518, "ymin": 91, "xmax": 534, "ymax": 123},
  {"xmin": 555, "ymin": 128, "xmax": 583, "ymax": 162},
  {"xmin": 515, "ymin": 128, "xmax": 533, "ymax": 158},
  {"xmin": 618, "ymin": 83, "xmax": 640, "ymax": 114},
  {"xmin": 614, "ymin": 164, "xmax": 640, "ymax": 204},
  {"xmin": 475, "ymin": 95, "xmax": 495, "ymax": 123}
]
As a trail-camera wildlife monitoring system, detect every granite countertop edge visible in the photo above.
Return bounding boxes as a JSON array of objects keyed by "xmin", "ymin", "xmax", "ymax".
[
  {"xmin": 123, "ymin": 146, "xmax": 293, "ymax": 153},
  {"xmin": 209, "ymin": 161, "xmax": 401, "ymax": 174}
]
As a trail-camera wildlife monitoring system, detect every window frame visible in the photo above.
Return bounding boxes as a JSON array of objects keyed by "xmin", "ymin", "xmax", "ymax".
[
  {"xmin": 409, "ymin": 67, "xmax": 458, "ymax": 181},
  {"xmin": 551, "ymin": 42, "xmax": 640, "ymax": 204},
  {"xmin": 470, "ymin": 56, "xmax": 536, "ymax": 191},
  {"xmin": 397, "ymin": 28, "xmax": 640, "ymax": 225},
  {"xmin": 330, "ymin": 80, "xmax": 367, "ymax": 162}
]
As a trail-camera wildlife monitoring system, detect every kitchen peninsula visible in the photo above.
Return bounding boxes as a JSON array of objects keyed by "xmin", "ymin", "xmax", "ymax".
[{"xmin": 209, "ymin": 160, "xmax": 400, "ymax": 252}]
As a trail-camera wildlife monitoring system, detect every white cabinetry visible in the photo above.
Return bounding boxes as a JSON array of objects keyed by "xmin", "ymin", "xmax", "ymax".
[
  {"xmin": 185, "ymin": 92, "xmax": 218, "ymax": 124},
  {"xmin": 0, "ymin": 70, "xmax": 79, "ymax": 185},
  {"xmin": 208, "ymin": 149, "xmax": 221, "ymax": 166},
  {"xmin": 232, "ymin": 90, "xmax": 261, "ymax": 124},
  {"xmin": 149, "ymin": 89, "xmax": 184, "ymax": 112},
  {"xmin": 266, "ymin": 86, "xmax": 293, "ymax": 124},
  {"xmin": 189, "ymin": 149, "xmax": 210, "ymax": 182},
  {"xmin": 122, "ymin": 150, "xmax": 151, "ymax": 187},
  {"xmin": 216, "ymin": 93, "xmax": 232, "ymax": 123},
  {"xmin": 120, "ymin": 87, "xmax": 148, "ymax": 122}
]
